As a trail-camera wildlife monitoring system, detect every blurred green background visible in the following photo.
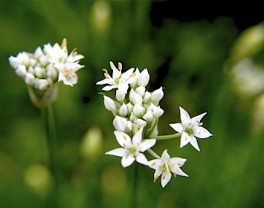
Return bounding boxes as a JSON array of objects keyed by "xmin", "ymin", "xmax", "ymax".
[{"xmin": 1, "ymin": 1, "xmax": 264, "ymax": 208}]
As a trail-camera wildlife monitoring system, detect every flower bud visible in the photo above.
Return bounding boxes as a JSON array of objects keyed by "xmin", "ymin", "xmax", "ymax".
[
  {"xmin": 25, "ymin": 73, "xmax": 35, "ymax": 85},
  {"xmin": 116, "ymin": 87, "xmax": 127, "ymax": 102},
  {"xmin": 47, "ymin": 65, "xmax": 58, "ymax": 80},
  {"xmin": 37, "ymin": 79, "xmax": 50, "ymax": 90},
  {"xmin": 133, "ymin": 104, "xmax": 145, "ymax": 117},
  {"xmin": 103, "ymin": 95, "xmax": 117, "ymax": 113},
  {"xmin": 16, "ymin": 65, "xmax": 27, "ymax": 77},
  {"xmin": 143, "ymin": 91, "xmax": 151, "ymax": 104},
  {"xmin": 151, "ymin": 87, "xmax": 164, "ymax": 105},
  {"xmin": 135, "ymin": 86, "xmax": 145, "ymax": 97},
  {"xmin": 129, "ymin": 89, "xmax": 142, "ymax": 105},
  {"xmin": 126, "ymin": 102, "xmax": 134, "ymax": 113},
  {"xmin": 153, "ymin": 106, "xmax": 164, "ymax": 118},
  {"xmin": 35, "ymin": 66, "xmax": 46, "ymax": 78},
  {"xmin": 143, "ymin": 110, "xmax": 154, "ymax": 122},
  {"xmin": 135, "ymin": 118, "xmax": 147, "ymax": 128},
  {"xmin": 119, "ymin": 103, "xmax": 128, "ymax": 117},
  {"xmin": 113, "ymin": 116, "xmax": 127, "ymax": 132},
  {"xmin": 138, "ymin": 69, "xmax": 150, "ymax": 87}
]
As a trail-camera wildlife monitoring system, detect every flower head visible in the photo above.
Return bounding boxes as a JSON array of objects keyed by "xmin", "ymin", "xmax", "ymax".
[
  {"xmin": 8, "ymin": 38, "xmax": 84, "ymax": 107},
  {"xmin": 149, "ymin": 149, "xmax": 188, "ymax": 188},
  {"xmin": 106, "ymin": 127, "xmax": 156, "ymax": 167},
  {"xmin": 170, "ymin": 107, "xmax": 212, "ymax": 151}
]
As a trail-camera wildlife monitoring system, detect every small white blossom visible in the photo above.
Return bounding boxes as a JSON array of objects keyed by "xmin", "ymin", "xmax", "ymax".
[
  {"xmin": 106, "ymin": 127, "xmax": 156, "ymax": 167},
  {"xmin": 96, "ymin": 61, "xmax": 134, "ymax": 93},
  {"xmin": 149, "ymin": 149, "xmax": 188, "ymax": 188},
  {"xmin": 170, "ymin": 107, "xmax": 212, "ymax": 151}
]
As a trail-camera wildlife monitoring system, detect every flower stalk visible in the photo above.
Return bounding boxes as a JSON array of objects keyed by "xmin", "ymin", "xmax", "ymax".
[{"xmin": 42, "ymin": 104, "xmax": 59, "ymax": 208}]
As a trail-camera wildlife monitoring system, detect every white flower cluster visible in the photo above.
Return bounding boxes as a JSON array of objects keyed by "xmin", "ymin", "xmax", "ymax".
[
  {"xmin": 97, "ymin": 61, "xmax": 212, "ymax": 188},
  {"xmin": 9, "ymin": 39, "xmax": 84, "ymax": 107}
]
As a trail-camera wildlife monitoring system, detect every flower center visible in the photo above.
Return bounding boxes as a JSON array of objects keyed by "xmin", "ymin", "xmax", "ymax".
[
  {"xmin": 185, "ymin": 125, "xmax": 194, "ymax": 135},
  {"xmin": 128, "ymin": 145, "xmax": 138, "ymax": 155},
  {"xmin": 162, "ymin": 162, "xmax": 170, "ymax": 174}
]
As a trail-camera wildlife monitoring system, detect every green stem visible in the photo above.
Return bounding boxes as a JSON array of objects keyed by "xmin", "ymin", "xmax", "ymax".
[
  {"xmin": 147, "ymin": 149, "xmax": 160, "ymax": 159},
  {"xmin": 155, "ymin": 133, "xmax": 181, "ymax": 140},
  {"xmin": 42, "ymin": 104, "xmax": 59, "ymax": 208},
  {"xmin": 131, "ymin": 163, "xmax": 138, "ymax": 208}
]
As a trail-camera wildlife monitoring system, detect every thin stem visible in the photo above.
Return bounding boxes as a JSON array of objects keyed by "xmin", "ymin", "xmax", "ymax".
[
  {"xmin": 155, "ymin": 133, "xmax": 181, "ymax": 140},
  {"xmin": 147, "ymin": 149, "xmax": 160, "ymax": 159},
  {"xmin": 42, "ymin": 104, "xmax": 59, "ymax": 208},
  {"xmin": 130, "ymin": 163, "xmax": 138, "ymax": 208}
]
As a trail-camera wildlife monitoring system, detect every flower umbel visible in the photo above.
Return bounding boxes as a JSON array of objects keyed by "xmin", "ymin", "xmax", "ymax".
[
  {"xmin": 8, "ymin": 38, "xmax": 84, "ymax": 107},
  {"xmin": 97, "ymin": 61, "xmax": 213, "ymax": 188},
  {"xmin": 106, "ymin": 127, "xmax": 156, "ymax": 167},
  {"xmin": 149, "ymin": 149, "xmax": 188, "ymax": 188},
  {"xmin": 170, "ymin": 107, "xmax": 212, "ymax": 151}
]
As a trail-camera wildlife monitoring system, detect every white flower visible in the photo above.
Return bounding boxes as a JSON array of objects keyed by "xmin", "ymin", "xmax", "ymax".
[
  {"xmin": 149, "ymin": 149, "xmax": 188, "ymax": 188},
  {"xmin": 96, "ymin": 61, "xmax": 134, "ymax": 93},
  {"xmin": 106, "ymin": 127, "xmax": 156, "ymax": 167},
  {"xmin": 44, "ymin": 39, "xmax": 84, "ymax": 86},
  {"xmin": 170, "ymin": 107, "xmax": 212, "ymax": 151}
]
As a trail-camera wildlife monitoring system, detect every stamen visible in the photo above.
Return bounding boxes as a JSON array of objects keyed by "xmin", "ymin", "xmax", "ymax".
[
  {"xmin": 109, "ymin": 61, "xmax": 115, "ymax": 70},
  {"xmin": 118, "ymin": 62, "xmax": 122, "ymax": 70}
]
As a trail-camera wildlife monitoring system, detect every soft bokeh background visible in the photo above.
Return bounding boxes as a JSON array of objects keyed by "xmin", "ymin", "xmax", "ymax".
[{"xmin": 1, "ymin": 1, "xmax": 264, "ymax": 208}]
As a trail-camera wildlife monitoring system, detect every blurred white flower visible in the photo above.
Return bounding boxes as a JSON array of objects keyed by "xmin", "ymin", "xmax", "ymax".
[
  {"xmin": 106, "ymin": 127, "xmax": 156, "ymax": 167},
  {"xmin": 8, "ymin": 38, "xmax": 84, "ymax": 107},
  {"xmin": 149, "ymin": 149, "xmax": 188, "ymax": 188},
  {"xmin": 170, "ymin": 107, "xmax": 212, "ymax": 151}
]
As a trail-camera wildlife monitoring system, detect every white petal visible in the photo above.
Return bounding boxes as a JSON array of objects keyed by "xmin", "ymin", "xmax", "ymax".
[
  {"xmin": 170, "ymin": 158, "xmax": 186, "ymax": 167},
  {"xmin": 194, "ymin": 126, "xmax": 212, "ymax": 138},
  {"xmin": 114, "ymin": 130, "xmax": 131, "ymax": 147},
  {"xmin": 135, "ymin": 153, "xmax": 149, "ymax": 166},
  {"xmin": 189, "ymin": 136, "xmax": 200, "ymax": 151},
  {"xmin": 170, "ymin": 166, "xmax": 188, "ymax": 177},
  {"xmin": 179, "ymin": 107, "xmax": 191, "ymax": 125},
  {"xmin": 154, "ymin": 168, "xmax": 163, "ymax": 180},
  {"xmin": 161, "ymin": 172, "xmax": 172, "ymax": 188},
  {"xmin": 121, "ymin": 68, "xmax": 134, "ymax": 82},
  {"xmin": 105, "ymin": 148, "xmax": 126, "ymax": 157},
  {"xmin": 96, "ymin": 78, "xmax": 113, "ymax": 86},
  {"xmin": 161, "ymin": 149, "xmax": 170, "ymax": 160},
  {"xmin": 102, "ymin": 85, "xmax": 117, "ymax": 91},
  {"xmin": 132, "ymin": 127, "xmax": 143, "ymax": 145},
  {"xmin": 139, "ymin": 139, "xmax": 156, "ymax": 152},
  {"xmin": 180, "ymin": 132, "xmax": 190, "ymax": 148},
  {"xmin": 191, "ymin": 112, "xmax": 207, "ymax": 124},
  {"xmin": 170, "ymin": 123, "xmax": 184, "ymax": 133},
  {"xmin": 149, "ymin": 159, "xmax": 162, "ymax": 169},
  {"xmin": 121, "ymin": 154, "xmax": 135, "ymax": 167}
]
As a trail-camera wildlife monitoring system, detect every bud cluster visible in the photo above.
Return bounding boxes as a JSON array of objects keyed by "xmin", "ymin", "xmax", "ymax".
[
  {"xmin": 9, "ymin": 39, "xmax": 84, "ymax": 107},
  {"xmin": 98, "ymin": 62, "xmax": 164, "ymax": 138}
]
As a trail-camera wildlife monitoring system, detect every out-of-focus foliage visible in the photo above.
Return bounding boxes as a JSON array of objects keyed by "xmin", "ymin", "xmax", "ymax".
[{"xmin": 1, "ymin": 1, "xmax": 264, "ymax": 208}]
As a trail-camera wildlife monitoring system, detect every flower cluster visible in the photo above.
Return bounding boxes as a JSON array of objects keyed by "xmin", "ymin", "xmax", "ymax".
[
  {"xmin": 97, "ymin": 61, "xmax": 212, "ymax": 188},
  {"xmin": 9, "ymin": 39, "xmax": 84, "ymax": 107}
]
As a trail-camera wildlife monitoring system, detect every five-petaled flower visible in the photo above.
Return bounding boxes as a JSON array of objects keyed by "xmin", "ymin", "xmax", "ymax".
[
  {"xmin": 106, "ymin": 127, "xmax": 156, "ymax": 167},
  {"xmin": 149, "ymin": 149, "xmax": 188, "ymax": 188},
  {"xmin": 170, "ymin": 107, "xmax": 212, "ymax": 151}
]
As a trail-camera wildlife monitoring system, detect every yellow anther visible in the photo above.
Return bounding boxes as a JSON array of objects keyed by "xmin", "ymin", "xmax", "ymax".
[
  {"xmin": 118, "ymin": 62, "xmax": 122, "ymax": 70},
  {"xmin": 109, "ymin": 61, "xmax": 115, "ymax": 70}
]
